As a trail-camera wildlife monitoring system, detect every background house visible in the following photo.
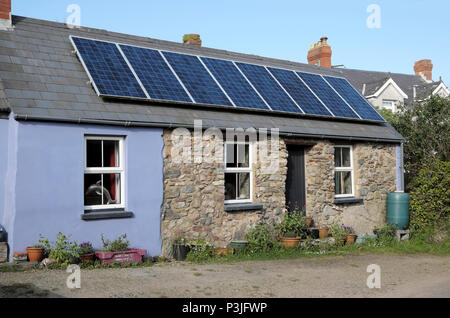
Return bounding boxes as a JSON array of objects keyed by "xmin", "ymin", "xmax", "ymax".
[{"xmin": 306, "ymin": 37, "xmax": 449, "ymax": 112}]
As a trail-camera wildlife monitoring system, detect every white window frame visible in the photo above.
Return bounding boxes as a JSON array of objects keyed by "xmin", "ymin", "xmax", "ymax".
[
  {"xmin": 84, "ymin": 135, "xmax": 125, "ymax": 211},
  {"xmin": 382, "ymin": 99, "xmax": 396, "ymax": 112},
  {"xmin": 334, "ymin": 145, "xmax": 355, "ymax": 198},
  {"xmin": 224, "ymin": 141, "xmax": 253, "ymax": 204}
]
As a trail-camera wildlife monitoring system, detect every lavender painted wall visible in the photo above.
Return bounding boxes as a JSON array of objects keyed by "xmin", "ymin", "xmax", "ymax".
[
  {"xmin": 0, "ymin": 118, "xmax": 8, "ymax": 226},
  {"xmin": 3, "ymin": 118, "xmax": 164, "ymax": 259}
]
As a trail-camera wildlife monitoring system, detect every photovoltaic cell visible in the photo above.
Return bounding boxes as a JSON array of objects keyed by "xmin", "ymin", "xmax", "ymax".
[
  {"xmin": 323, "ymin": 76, "xmax": 385, "ymax": 121},
  {"xmin": 296, "ymin": 72, "xmax": 359, "ymax": 119},
  {"xmin": 119, "ymin": 45, "xmax": 192, "ymax": 103},
  {"xmin": 71, "ymin": 37, "xmax": 146, "ymax": 99},
  {"xmin": 235, "ymin": 62, "xmax": 300, "ymax": 113},
  {"xmin": 201, "ymin": 57, "xmax": 269, "ymax": 110},
  {"xmin": 161, "ymin": 51, "xmax": 232, "ymax": 106},
  {"xmin": 267, "ymin": 67, "xmax": 332, "ymax": 116}
]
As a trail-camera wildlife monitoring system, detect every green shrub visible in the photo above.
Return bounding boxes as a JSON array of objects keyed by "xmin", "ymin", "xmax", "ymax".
[
  {"xmin": 101, "ymin": 233, "xmax": 130, "ymax": 252},
  {"xmin": 246, "ymin": 221, "xmax": 281, "ymax": 254},
  {"xmin": 409, "ymin": 160, "xmax": 450, "ymax": 233},
  {"xmin": 39, "ymin": 232, "xmax": 79, "ymax": 265},
  {"xmin": 185, "ymin": 240, "xmax": 214, "ymax": 262},
  {"xmin": 280, "ymin": 212, "xmax": 307, "ymax": 237}
]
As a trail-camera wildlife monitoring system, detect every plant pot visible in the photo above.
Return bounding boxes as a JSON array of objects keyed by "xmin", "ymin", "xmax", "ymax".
[
  {"xmin": 213, "ymin": 247, "xmax": 232, "ymax": 256},
  {"xmin": 79, "ymin": 253, "xmax": 94, "ymax": 263},
  {"xmin": 305, "ymin": 217, "xmax": 313, "ymax": 228},
  {"xmin": 230, "ymin": 240, "xmax": 248, "ymax": 254},
  {"xmin": 281, "ymin": 237, "xmax": 300, "ymax": 248},
  {"xmin": 95, "ymin": 249, "xmax": 146, "ymax": 265},
  {"xmin": 346, "ymin": 233, "xmax": 357, "ymax": 245},
  {"xmin": 173, "ymin": 244, "xmax": 190, "ymax": 261},
  {"xmin": 318, "ymin": 228, "xmax": 329, "ymax": 239},
  {"xmin": 336, "ymin": 238, "xmax": 346, "ymax": 246},
  {"xmin": 26, "ymin": 247, "xmax": 44, "ymax": 262}
]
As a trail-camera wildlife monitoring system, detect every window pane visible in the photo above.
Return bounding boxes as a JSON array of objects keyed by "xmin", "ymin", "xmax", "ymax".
[
  {"xmin": 335, "ymin": 171, "xmax": 352, "ymax": 195},
  {"xmin": 238, "ymin": 172, "xmax": 250, "ymax": 200},
  {"xmin": 334, "ymin": 147, "xmax": 342, "ymax": 167},
  {"xmin": 84, "ymin": 173, "xmax": 120, "ymax": 206},
  {"xmin": 86, "ymin": 140, "xmax": 102, "ymax": 168},
  {"xmin": 84, "ymin": 173, "xmax": 102, "ymax": 206},
  {"xmin": 103, "ymin": 140, "xmax": 119, "ymax": 168},
  {"xmin": 103, "ymin": 173, "xmax": 121, "ymax": 204},
  {"xmin": 341, "ymin": 148, "xmax": 351, "ymax": 167},
  {"xmin": 225, "ymin": 144, "xmax": 237, "ymax": 168},
  {"xmin": 225, "ymin": 173, "xmax": 237, "ymax": 200},
  {"xmin": 237, "ymin": 144, "xmax": 249, "ymax": 168}
]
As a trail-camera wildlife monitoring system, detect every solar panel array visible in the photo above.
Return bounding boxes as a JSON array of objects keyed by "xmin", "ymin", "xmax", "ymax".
[{"xmin": 70, "ymin": 36, "xmax": 385, "ymax": 122}]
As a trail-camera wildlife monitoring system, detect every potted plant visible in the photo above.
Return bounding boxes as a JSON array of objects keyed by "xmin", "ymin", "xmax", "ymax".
[
  {"xmin": 213, "ymin": 246, "xmax": 233, "ymax": 256},
  {"xmin": 329, "ymin": 223, "xmax": 347, "ymax": 246},
  {"xmin": 343, "ymin": 226, "xmax": 357, "ymax": 245},
  {"xmin": 280, "ymin": 212, "xmax": 306, "ymax": 248},
  {"xmin": 78, "ymin": 242, "xmax": 95, "ymax": 263},
  {"xmin": 305, "ymin": 216, "xmax": 313, "ymax": 228},
  {"xmin": 230, "ymin": 240, "xmax": 248, "ymax": 254},
  {"xmin": 318, "ymin": 226, "xmax": 329, "ymax": 239},
  {"xmin": 26, "ymin": 244, "xmax": 45, "ymax": 262},
  {"xmin": 95, "ymin": 234, "xmax": 146, "ymax": 265},
  {"xmin": 172, "ymin": 237, "xmax": 190, "ymax": 261}
]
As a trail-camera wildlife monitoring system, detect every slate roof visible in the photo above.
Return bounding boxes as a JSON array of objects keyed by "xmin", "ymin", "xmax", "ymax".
[
  {"xmin": 336, "ymin": 68, "xmax": 441, "ymax": 108},
  {"xmin": 0, "ymin": 15, "xmax": 404, "ymax": 142}
]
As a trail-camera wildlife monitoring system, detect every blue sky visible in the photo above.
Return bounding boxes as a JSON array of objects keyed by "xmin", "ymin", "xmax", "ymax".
[{"xmin": 13, "ymin": 0, "xmax": 450, "ymax": 82}]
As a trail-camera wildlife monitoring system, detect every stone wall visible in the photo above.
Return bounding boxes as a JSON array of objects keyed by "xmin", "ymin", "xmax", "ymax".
[
  {"xmin": 305, "ymin": 141, "xmax": 397, "ymax": 234},
  {"xmin": 161, "ymin": 129, "xmax": 287, "ymax": 256},
  {"xmin": 161, "ymin": 128, "xmax": 397, "ymax": 256}
]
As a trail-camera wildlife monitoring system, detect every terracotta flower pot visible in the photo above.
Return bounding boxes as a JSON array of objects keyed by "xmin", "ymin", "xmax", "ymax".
[
  {"xmin": 336, "ymin": 238, "xmax": 346, "ymax": 246},
  {"xmin": 213, "ymin": 248, "xmax": 232, "ymax": 256},
  {"xmin": 346, "ymin": 233, "xmax": 357, "ymax": 245},
  {"xmin": 318, "ymin": 228, "xmax": 329, "ymax": 239},
  {"xmin": 281, "ymin": 237, "xmax": 300, "ymax": 248},
  {"xmin": 79, "ymin": 253, "xmax": 94, "ymax": 263},
  {"xmin": 26, "ymin": 247, "xmax": 44, "ymax": 262}
]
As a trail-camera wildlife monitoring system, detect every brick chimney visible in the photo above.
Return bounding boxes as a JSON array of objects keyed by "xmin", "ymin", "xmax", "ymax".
[
  {"xmin": 307, "ymin": 37, "xmax": 332, "ymax": 68},
  {"xmin": 414, "ymin": 59, "xmax": 433, "ymax": 81},
  {"xmin": 0, "ymin": 0, "xmax": 12, "ymax": 30},
  {"xmin": 183, "ymin": 34, "xmax": 202, "ymax": 46}
]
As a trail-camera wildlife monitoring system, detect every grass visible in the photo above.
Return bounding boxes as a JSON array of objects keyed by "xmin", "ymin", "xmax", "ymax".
[{"xmin": 184, "ymin": 234, "xmax": 450, "ymax": 264}]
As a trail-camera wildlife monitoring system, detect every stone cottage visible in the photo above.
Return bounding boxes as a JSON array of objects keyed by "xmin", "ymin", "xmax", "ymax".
[{"xmin": 0, "ymin": 1, "xmax": 403, "ymax": 260}]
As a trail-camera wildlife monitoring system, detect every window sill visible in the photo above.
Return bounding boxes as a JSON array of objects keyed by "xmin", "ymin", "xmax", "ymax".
[
  {"xmin": 224, "ymin": 203, "xmax": 263, "ymax": 212},
  {"xmin": 81, "ymin": 209, "xmax": 134, "ymax": 221},
  {"xmin": 333, "ymin": 197, "xmax": 363, "ymax": 205}
]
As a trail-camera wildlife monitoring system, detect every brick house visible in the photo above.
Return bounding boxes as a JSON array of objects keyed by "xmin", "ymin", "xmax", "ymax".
[{"xmin": 0, "ymin": 2, "xmax": 404, "ymax": 259}]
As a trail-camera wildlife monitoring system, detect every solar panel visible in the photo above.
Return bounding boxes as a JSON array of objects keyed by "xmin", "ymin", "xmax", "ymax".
[
  {"xmin": 235, "ymin": 62, "xmax": 301, "ymax": 113},
  {"xmin": 267, "ymin": 67, "xmax": 333, "ymax": 116},
  {"xmin": 70, "ymin": 37, "xmax": 147, "ymax": 99},
  {"xmin": 296, "ymin": 72, "xmax": 359, "ymax": 119},
  {"xmin": 323, "ymin": 76, "xmax": 385, "ymax": 121},
  {"xmin": 119, "ymin": 45, "xmax": 192, "ymax": 103},
  {"xmin": 201, "ymin": 57, "xmax": 269, "ymax": 110},
  {"xmin": 161, "ymin": 51, "xmax": 233, "ymax": 106}
]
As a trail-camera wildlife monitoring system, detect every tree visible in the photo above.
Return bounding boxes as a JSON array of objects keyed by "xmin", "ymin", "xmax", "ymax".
[{"xmin": 382, "ymin": 96, "xmax": 450, "ymax": 190}]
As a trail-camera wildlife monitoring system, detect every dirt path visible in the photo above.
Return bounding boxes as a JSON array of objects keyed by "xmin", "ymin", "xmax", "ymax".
[{"xmin": 0, "ymin": 254, "xmax": 449, "ymax": 298}]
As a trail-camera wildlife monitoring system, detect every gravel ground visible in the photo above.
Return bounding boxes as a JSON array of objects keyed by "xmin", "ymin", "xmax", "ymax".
[{"xmin": 0, "ymin": 254, "xmax": 449, "ymax": 298}]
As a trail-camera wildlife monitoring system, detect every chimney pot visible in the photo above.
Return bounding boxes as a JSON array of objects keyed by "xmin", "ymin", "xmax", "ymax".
[
  {"xmin": 0, "ymin": 0, "xmax": 12, "ymax": 31},
  {"xmin": 183, "ymin": 34, "xmax": 202, "ymax": 46},
  {"xmin": 307, "ymin": 36, "xmax": 332, "ymax": 68},
  {"xmin": 414, "ymin": 59, "xmax": 433, "ymax": 81}
]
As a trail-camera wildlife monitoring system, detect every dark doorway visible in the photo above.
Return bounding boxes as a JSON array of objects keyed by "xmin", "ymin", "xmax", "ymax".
[{"xmin": 286, "ymin": 145, "xmax": 306, "ymax": 213}]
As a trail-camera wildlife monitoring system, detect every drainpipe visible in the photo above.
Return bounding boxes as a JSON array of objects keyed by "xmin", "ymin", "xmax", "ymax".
[{"xmin": 396, "ymin": 143, "xmax": 405, "ymax": 191}]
